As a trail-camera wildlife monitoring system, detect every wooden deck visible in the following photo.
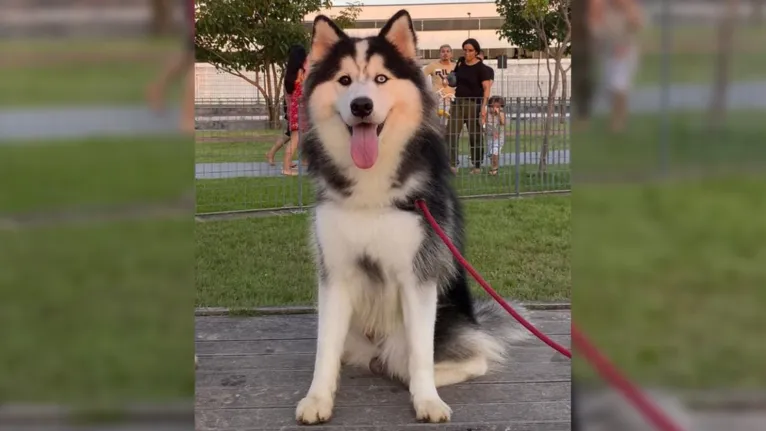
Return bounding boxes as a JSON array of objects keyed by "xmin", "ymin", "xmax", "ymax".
[{"xmin": 195, "ymin": 309, "xmax": 571, "ymax": 430}]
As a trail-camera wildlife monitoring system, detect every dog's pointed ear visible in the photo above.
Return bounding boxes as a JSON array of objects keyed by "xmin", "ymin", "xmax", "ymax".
[
  {"xmin": 379, "ymin": 10, "xmax": 417, "ymax": 59},
  {"xmin": 310, "ymin": 15, "xmax": 346, "ymax": 63}
]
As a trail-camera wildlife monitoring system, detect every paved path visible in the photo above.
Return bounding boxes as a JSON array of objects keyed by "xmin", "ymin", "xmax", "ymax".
[
  {"xmin": 195, "ymin": 150, "xmax": 571, "ymax": 179},
  {"xmin": 595, "ymin": 82, "xmax": 766, "ymax": 113},
  {"xmin": 195, "ymin": 309, "xmax": 572, "ymax": 430},
  {"xmin": 0, "ymin": 106, "xmax": 179, "ymax": 141}
]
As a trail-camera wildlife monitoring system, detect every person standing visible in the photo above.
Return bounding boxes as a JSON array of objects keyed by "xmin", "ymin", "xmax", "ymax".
[
  {"xmin": 485, "ymin": 96, "xmax": 505, "ymax": 176},
  {"xmin": 423, "ymin": 44, "xmax": 456, "ymax": 95},
  {"xmin": 590, "ymin": 0, "xmax": 644, "ymax": 132},
  {"xmin": 265, "ymin": 45, "xmax": 307, "ymax": 171},
  {"xmin": 423, "ymin": 45, "xmax": 456, "ymax": 128},
  {"xmin": 282, "ymin": 57, "xmax": 309, "ymax": 176},
  {"xmin": 447, "ymin": 39, "xmax": 493, "ymax": 174},
  {"xmin": 146, "ymin": 0, "xmax": 195, "ymax": 134}
]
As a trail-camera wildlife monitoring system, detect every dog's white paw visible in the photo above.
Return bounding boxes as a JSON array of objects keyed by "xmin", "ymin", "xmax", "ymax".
[
  {"xmin": 412, "ymin": 395, "xmax": 452, "ymax": 423},
  {"xmin": 296, "ymin": 394, "xmax": 334, "ymax": 425}
]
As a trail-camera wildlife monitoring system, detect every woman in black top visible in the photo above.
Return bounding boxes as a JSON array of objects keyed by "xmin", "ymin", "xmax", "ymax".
[{"xmin": 447, "ymin": 39, "xmax": 493, "ymax": 174}]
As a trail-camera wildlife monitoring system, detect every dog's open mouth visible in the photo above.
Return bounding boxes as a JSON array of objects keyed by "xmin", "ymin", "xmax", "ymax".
[
  {"xmin": 346, "ymin": 122, "xmax": 385, "ymax": 136},
  {"xmin": 347, "ymin": 121, "xmax": 384, "ymax": 170}
]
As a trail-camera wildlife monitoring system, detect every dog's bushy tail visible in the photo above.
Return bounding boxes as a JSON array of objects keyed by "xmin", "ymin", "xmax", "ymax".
[{"xmin": 471, "ymin": 299, "xmax": 534, "ymax": 366}]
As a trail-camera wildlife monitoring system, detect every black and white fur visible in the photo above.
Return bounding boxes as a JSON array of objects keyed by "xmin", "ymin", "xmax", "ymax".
[{"xmin": 295, "ymin": 10, "xmax": 530, "ymax": 425}]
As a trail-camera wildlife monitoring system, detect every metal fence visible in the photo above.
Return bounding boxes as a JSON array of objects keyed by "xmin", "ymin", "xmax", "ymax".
[{"xmin": 195, "ymin": 95, "xmax": 571, "ymax": 215}]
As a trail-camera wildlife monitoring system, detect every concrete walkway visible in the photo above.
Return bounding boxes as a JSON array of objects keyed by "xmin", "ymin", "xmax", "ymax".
[
  {"xmin": 195, "ymin": 150, "xmax": 571, "ymax": 179},
  {"xmin": 0, "ymin": 106, "xmax": 179, "ymax": 141},
  {"xmin": 595, "ymin": 81, "xmax": 766, "ymax": 113}
]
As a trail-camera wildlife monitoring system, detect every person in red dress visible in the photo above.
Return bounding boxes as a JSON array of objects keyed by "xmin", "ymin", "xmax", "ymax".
[
  {"xmin": 282, "ymin": 59, "xmax": 309, "ymax": 176},
  {"xmin": 266, "ymin": 45, "xmax": 307, "ymax": 168}
]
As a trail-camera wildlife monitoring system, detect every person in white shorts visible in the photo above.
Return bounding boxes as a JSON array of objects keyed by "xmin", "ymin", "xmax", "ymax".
[
  {"xmin": 485, "ymin": 96, "xmax": 505, "ymax": 176},
  {"xmin": 590, "ymin": 0, "xmax": 644, "ymax": 132}
]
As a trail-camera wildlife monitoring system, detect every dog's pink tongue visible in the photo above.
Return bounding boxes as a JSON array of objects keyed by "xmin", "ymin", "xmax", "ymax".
[{"xmin": 350, "ymin": 124, "xmax": 379, "ymax": 169}]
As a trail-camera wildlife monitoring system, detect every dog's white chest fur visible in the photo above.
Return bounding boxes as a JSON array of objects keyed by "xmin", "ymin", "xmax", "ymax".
[
  {"xmin": 314, "ymin": 202, "xmax": 424, "ymax": 334},
  {"xmin": 315, "ymin": 202, "xmax": 423, "ymax": 272}
]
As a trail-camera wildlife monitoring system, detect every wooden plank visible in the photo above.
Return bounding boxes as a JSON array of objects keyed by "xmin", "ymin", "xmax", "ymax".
[
  {"xmin": 192, "ymin": 421, "xmax": 570, "ymax": 431},
  {"xmin": 196, "ymin": 345, "xmax": 568, "ymax": 370},
  {"xmin": 195, "ymin": 401, "xmax": 571, "ymax": 429},
  {"xmin": 195, "ymin": 310, "xmax": 570, "ymax": 342},
  {"xmin": 195, "ymin": 381, "xmax": 571, "ymax": 409},
  {"xmin": 195, "ymin": 335, "xmax": 571, "ymax": 356},
  {"xmin": 195, "ymin": 362, "xmax": 570, "ymax": 389},
  {"xmin": 192, "ymin": 421, "xmax": 571, "ymax": 431}
]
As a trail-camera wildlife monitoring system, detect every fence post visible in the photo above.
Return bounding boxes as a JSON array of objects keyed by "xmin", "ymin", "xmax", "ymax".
[
  {"xmin": 659, "ymin": 0, "xmax": 672, "ymax": 177},
  {"xmin": 297, "ymin": 111, "xmax": 304, "ymax": 210},
  {"xmin": 515, "ymin": 97, "xmax": 521, "ymax": 197}
]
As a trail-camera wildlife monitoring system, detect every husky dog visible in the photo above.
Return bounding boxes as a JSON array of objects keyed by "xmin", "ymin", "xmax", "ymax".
[{"xmin": 295, "ymin": 10, "xmax": 529, "ymax": 425}]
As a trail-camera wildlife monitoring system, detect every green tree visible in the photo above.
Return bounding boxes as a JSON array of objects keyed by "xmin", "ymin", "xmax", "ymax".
[
  {"xmin": 195, "ymin": 0, "xmax": 332, "ymax": 127},
  {"xmin": 332, "ymin": 0, "xmax": 364, "ymax": 29},
  {"xmin": 495, "ymin": 0, "xmax": 571, "ymax": 172}
]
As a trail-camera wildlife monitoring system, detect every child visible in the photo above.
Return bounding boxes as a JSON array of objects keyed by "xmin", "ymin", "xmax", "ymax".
[{"xmin": 485, "ymin": 96, "xmax": 505, "ymax": 176}]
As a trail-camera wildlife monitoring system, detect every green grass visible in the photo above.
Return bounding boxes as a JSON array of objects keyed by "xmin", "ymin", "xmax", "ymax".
[
  {"xmin": 577, "ymin": 109, "xmax": 766, "ymax": 179},
  {"xmin": 0, "ymin": 38, "xmax": 182, "ymax": 106},
  {"xmin": 635, "ymin": 24, "xmax": 766, "ymax": 85},
  {"xmin": 0, "ymin": 38, "xmax": 181, "ymax": 54},
  {"xmin": 196, "ymin": 139, "xmax": 278, "ymax": 163},
  {"xmin": 636, "ymin": 51, "xmax": 766, "ymax": 85},
  {"xmin": 0, "ymin": 61, "xmax": 175, "ymax": 107},
  {"xmin": 573, "ymin": 176, "xmax": 766, "ymax": 389},
  {"xmin": 0, "ymin": 218, "xmax": 194, "ymax": 403},
  {"xmin": 195, "ymin": 166, "xmax": 571, "ymax": 213},
  {"xmin": 0, "ymin": 135, "xmax": 192, "ymax": 214},
  {"xmin": 196, "ymin": 196, "xmax": 571, "ymax": 308},
  {"xmin": 574, "ymin": 104, "xmax": 766, "ymax": 388},
  {"xmin": 194, "ymin": 126, "xmax": 570, "ymax": 213}
]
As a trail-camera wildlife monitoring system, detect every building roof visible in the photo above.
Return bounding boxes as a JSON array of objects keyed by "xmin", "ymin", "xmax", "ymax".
[
  {"xmin": 304, "ymin": 2, "xmax": 500, "ymax": 21},
  {"xmin": 305, "ymin": 2, "xmax": 514, "ymax": 50},
  {"xmin": 344, "ymin": 28, "xmax": 516, "ymax": 50}
]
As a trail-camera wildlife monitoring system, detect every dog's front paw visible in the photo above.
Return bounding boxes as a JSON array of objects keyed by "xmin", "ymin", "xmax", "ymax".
[
  {"xmin": 296, "ymin": 394, "xmax": 334, "ymax": 425},
  {"xmin": 412, "ymin": 395, "xmax": 452, "ymax": 423}
]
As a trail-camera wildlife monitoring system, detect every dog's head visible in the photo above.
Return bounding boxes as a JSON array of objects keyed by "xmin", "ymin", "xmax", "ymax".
[{"xmin": 304, "ymin": 10, "xmax": 431, "ymax": 171}]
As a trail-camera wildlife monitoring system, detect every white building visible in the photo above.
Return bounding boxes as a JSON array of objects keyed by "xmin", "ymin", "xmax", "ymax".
[{"xmin": 304, "ymin": 2, "xmax": 523, "ymax": 60}]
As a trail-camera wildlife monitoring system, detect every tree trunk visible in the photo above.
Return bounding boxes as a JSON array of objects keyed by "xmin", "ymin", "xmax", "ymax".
[
  {"xmin": 271, "ymin": 63, "xmax": 283, "ymax": 130},
  {"xmin": 559, "ymin": 63, "xmax": 569, "ymax": 124},
  {"xmin": 571, "ymin": 0, "xmax": 592, "ymax": 122},
  {"xmin": 708, "ymin": 0, "xmax": 739, "ymax": 129},
  {"xmin": 149, "ymin": 0, "xmax": 173, "ymax": 36},
  {"xmin": 264, "ymin": 66, "xmax": 276, "ymax": 129},
  {"xmin": 539, "ymin": 53, "xmax": 562, "ymax": 174}
]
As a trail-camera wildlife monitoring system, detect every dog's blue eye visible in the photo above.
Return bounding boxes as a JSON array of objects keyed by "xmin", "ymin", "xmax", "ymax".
[
  {"xmin": 375, "ymin": 74, "xmax": 388, "ymax": 84},
  {"xmin": 338, "ymin": 76, "xmax": 352, "ymax": 86}
]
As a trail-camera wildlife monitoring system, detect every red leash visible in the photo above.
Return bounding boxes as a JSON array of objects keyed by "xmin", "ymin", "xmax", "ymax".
[{"xmin": 415, "ymin": 199, "xmax": 686, "ymax": 431}]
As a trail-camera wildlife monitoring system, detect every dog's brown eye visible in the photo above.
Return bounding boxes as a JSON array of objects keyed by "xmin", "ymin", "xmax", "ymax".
[
  {"xmin": 338, "ymin": 76, "xmax": 352, "ymax": 86},
  {"xmin": 374, "ymin": 74, "xmax": 388, "ymax": 84}
]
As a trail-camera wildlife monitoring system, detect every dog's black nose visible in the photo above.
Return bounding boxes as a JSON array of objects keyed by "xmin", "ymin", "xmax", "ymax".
[{"xmin": 350, "ymin": 97, "xmax": 374, "ymax": 118}]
